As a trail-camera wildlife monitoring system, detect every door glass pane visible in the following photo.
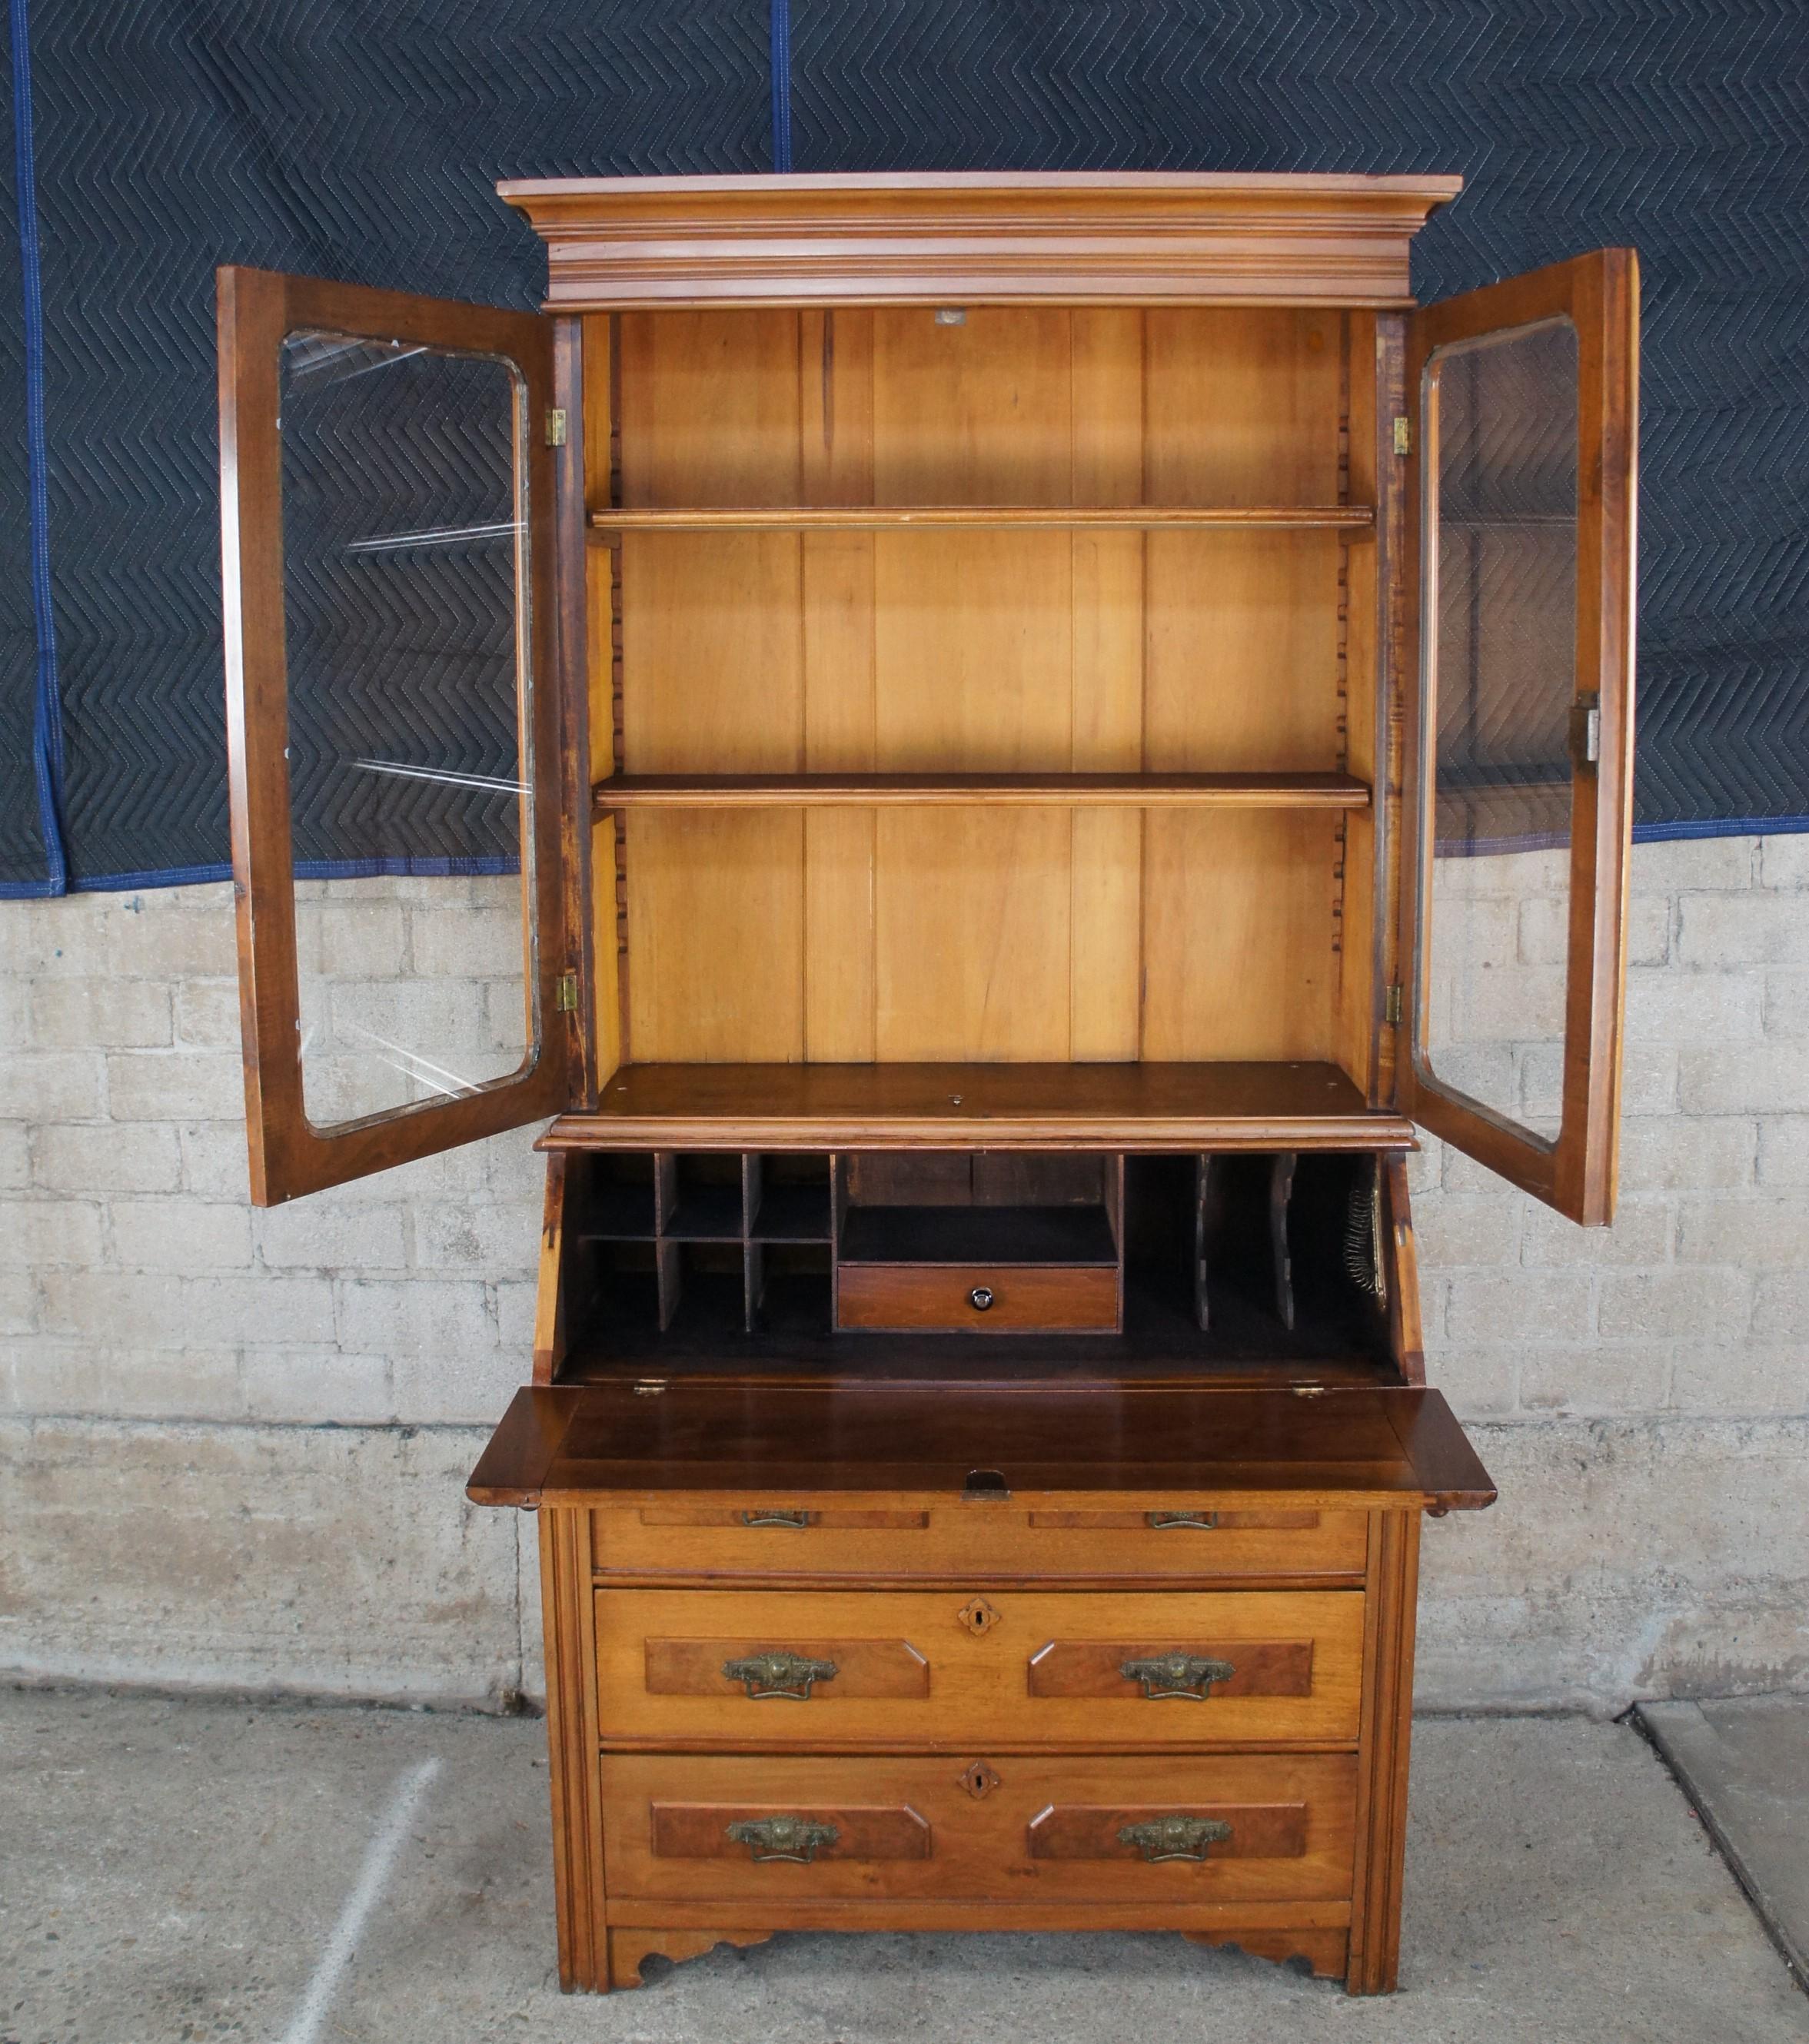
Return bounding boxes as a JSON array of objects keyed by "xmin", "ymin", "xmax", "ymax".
[
  {"xmin": 278, "ymin": 330, "xmax": 537, "ymax": 1130},
  {"xmin": 1419, "ymin": 318, "xmax": 1578, "ymax": 1137}
]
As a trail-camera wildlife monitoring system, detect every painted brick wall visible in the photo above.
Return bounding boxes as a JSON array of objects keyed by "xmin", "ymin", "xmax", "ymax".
[{"xmin": 2, "ymin": 836, "xmax": 1805, "ymax": 1710}]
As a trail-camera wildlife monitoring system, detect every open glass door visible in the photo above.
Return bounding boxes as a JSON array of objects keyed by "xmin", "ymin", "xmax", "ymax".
[
  {"xmin": 1400, "ymin": 251, "xmax": 1638, "ymax": 1225},
  {"xmin": 220, "ymin": 268, "xmax": 574, "ymax": 1203}
]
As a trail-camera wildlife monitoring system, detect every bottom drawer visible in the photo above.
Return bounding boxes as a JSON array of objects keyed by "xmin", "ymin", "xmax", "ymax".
[{"xmin": 603, "ymin": 1751, "xmax": 1355, "ymax": 1905}]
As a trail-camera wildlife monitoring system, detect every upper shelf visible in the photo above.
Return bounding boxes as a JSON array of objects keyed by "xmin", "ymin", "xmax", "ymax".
[
  {"xmin": 543, "ymin": 1061, "xmax": 1415, "ymax": 1154},
  {"xmin": 590, "ymin": 504, "xmax": 1374, "ymax": 534},
  {"xmin": 594, "ymin": 773, "xmax": 1371, "ymax": 815}
]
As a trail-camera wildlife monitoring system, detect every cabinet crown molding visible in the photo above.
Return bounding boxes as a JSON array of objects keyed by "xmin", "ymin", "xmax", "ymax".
[{"xmin": 498, "ymin": 171, "xmax": 1464, "ymax": 311}]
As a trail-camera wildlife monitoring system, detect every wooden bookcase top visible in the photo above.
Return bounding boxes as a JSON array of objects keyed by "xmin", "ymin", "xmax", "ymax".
[{"xmin": 501, "ymin": 171, "xmax": 1464, "ymax": 311}]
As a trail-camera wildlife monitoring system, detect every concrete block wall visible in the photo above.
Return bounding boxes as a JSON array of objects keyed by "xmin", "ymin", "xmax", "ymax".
[{"xmin": 2, "ymin": 836, "xmax": 1806, "ymax": 1710}]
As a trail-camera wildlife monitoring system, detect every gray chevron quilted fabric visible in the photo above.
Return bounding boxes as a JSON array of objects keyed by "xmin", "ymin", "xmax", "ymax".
[{"xmin": 3, "ymin": 0, "xmax": 1806, "ymax": 892}]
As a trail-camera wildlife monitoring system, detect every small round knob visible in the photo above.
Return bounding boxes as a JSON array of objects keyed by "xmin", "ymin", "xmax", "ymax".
[{"xmin": 969, "ymin": 1286, "xmax": 994, "ymax": 1311}]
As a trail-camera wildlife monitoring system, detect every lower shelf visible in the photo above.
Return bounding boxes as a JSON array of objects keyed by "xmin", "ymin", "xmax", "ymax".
[{"xmin": 546, "ymin": 1062, "xmax": 1411, "ymax": 1153}]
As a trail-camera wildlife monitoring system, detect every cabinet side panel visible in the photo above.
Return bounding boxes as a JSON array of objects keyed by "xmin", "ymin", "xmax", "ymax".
[
  {"xmin": 1338, "ymin": 311, "xmax": 1381, "ymax": 1094},
  {"xmin": 540, "ymin": 1508, "xmax": 607, "ymax": 1990},
  {"xmin": 582, "ymin": 315, "xmax": 624, "ymax": 1078}
]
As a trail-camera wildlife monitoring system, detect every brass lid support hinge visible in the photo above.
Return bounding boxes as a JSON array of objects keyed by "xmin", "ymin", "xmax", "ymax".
[
  {"xmin": 555, "ymin": 970, "xmax": 579, "ymax": 1012},
  {"xmin": 1385, "ymin": 982, "xmax": 1403, "ymax": 1027},
  {"xmin": 545, "ymin": 407, "xmax": 567, "ymax": 447},
  {"xmin": 1393, "ymin": 415, "xmax": 1411, "ymax": 457}
]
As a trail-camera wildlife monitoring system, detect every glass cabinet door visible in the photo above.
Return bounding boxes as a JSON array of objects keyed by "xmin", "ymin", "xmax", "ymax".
[
  {"xmin": 1401, "ymin": 251, "xmax": 1638, "ymax": 1225},
  {"xmin": 221, "ymin": 268, "xmax": 574, "ymax": 1203}
]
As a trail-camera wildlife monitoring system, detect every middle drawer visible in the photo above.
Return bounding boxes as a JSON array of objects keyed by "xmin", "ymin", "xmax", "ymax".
[{"xmin": 595, "ymin": 1587, "xmax": 1363, "ymax": 1747}]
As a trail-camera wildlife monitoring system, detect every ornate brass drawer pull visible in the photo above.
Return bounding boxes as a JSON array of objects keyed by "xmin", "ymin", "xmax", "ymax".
[
  {"xmin": 741, "ymin": 1509, "xmax": 811, "ymax": 1528},
  {"xmin": 726, "ymin": 1816, "xmax": 840, "ymax": 1864},
  {"xmin": 1146, "ymin": 1510, "xmax": 1217, "ymax": 1531},
  {"xmin": 721, "ymin": 1649, "xmax": 840, "ymax": 1700},
  {"xmin": 1119, "ymin": 1652, "xmax": 1236, "ymax": 1700},
  {"xmin": 1119, "ymin": 1815, "xmax": 1234, "ymax": 1863}
]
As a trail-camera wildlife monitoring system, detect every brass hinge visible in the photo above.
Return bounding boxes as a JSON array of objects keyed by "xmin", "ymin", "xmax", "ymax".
[
  {"xmin": 544, "ymin": 407, "xmax": 567, "ymax": 447},
  {"xmin": 1392, "ymin": 415, "xmax": 1412, "ymax": 457},
  {"xmin": 1385, "ymin": 982, "xmax": 1403, "ymax": 1026},
  {"xmin": 555, "ymin": 970, "xmax": 579, "ymax": 1012},
  {"xmin": 1571, "ymin": 690, "xmax": 1602, "ymax": 768}
]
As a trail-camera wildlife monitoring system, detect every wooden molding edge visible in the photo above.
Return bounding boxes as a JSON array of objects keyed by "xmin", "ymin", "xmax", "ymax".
[{"xmin": 500, "ymin": 172, "xmax": 1463, "ymax": 311}]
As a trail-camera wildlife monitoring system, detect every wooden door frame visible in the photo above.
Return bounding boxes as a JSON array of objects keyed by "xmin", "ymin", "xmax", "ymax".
[
  {"xmin": 219, "ymin": 266, "xmax": 577, "ymax": 1203},
  {"xmin": 1397, "ymin": 250, "xmax": 1638, "ymax": 1225}
]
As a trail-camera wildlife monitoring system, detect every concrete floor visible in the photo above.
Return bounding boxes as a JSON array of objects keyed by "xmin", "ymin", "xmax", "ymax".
[
  {"xmin": 2, "ymin": 1689, "xmax": 1804, "ymax": 2044},
  {"xmin": 1642, "ymin": 1695, "xmax": 1809, "ymax": 1989}
]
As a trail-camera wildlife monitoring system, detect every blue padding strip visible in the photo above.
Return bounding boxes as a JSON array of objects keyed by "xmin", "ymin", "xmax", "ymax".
[
  {"xmin": 9, "ymin": 0, "xmax": 68, "ymax": 896},
  {"xmin": 1632, "ymin": 815, "xmax": 1809, "ymax": 843},
  {"xmin": 770, "ymin": 0, "xmax": 792, "ymax": 171},
  {"xmin": 53, "ymin": 856, "xmax": 520, "ymax": 896}
]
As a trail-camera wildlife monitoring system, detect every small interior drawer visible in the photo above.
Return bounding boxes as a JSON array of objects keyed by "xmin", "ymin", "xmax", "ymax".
[
  {"xmin": 601, "ymin": 1750, "xmax": 1358, "ymax": 1905},
  {"xmin": 594, "ymin": 1587, "xmax": 1363, "ymax": 1747},
  {"xmin": 836, "ymin": 1263, "xmax": 1119, "ymax": 1332}
]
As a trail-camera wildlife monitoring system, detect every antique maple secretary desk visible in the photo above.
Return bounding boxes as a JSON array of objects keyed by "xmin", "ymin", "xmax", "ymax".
[{"xmin": 217, "ymin": 174, "xmax": 1638, "ymax": 1996}]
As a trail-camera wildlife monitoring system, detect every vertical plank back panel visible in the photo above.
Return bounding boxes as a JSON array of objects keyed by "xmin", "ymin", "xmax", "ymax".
[
  {"xmin": 870, "ymin": 309, "xmax": 1076, "ymax": 1059},
  {"xmin": 1139, "ymin": 311, "xmax": 1345, "ymax": 1064},
  {"xmin": 619, "ymin": 311, "xmax": 806, "ymax": 1060},
  {"xmin": 1069, "ymin": 309, "xmax": 1146, "ymax": 1060},
  {"xmin": 605, "ymin": 303, "xmax": 1354, "ymax": 1068},
  {"xmin": 1143, "ymin": 812, "xmax": 1338, "ymax": 1060}
]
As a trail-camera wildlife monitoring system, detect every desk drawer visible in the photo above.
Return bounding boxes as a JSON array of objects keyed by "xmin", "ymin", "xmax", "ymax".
[
  {"xmin": 602, "ymin": 1751, "xmax": 1357, "ymax": 1905},
  {"xmin": 590, "ymin": 1502, "xmax": 1368, "ymax": 1584},
  {"xmin": 836, "ymin": 1264, "xmax": 1119, "ymax": 1332},
  {"xmin": 595, "ymin": 1587, "xmax": 1362, "ymax": 1747}
]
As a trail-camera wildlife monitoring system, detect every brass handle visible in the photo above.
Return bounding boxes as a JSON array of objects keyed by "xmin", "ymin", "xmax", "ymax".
[
  {"xmin": 969, "ymin": 1286, "xmax": 994, "ymax": 1311},
  {"xmin": 721, "ymin": 1649, "xmax": 839, "ymax": 1700},
  {"xmin": 1119, "ymin": 1815, "xmax": 1233, "ymax": 1863},
  {"xmin": 742, "ymin": 1509, "xmax": 811, "ymax": 1528},
  {"xmin": 1119, "ymin": 1652, "xmax": 1236, "ymax": 1700},
  {"xmin": 1146, "ymin": 1510, "xmax": 1217, "ymax": 1531},
  {"xmin": 726, "ymin": 1816, "xmax": 840, "ymax": 1864}
]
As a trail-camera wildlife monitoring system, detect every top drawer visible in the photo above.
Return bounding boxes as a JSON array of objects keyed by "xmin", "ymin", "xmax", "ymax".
[{"xmin": 591, "ymin": 1501, "xmax": 1368, "ymax": 1584}]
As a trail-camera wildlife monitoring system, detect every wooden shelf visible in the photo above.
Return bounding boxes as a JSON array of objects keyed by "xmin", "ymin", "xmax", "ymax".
[
  {"xmin": 590, "ymin": 504, "xmax": 1373, "ymax": 533},
  {"xmin": 594, "ymin": 772, "xmax": 1370, "ymax": 815},
  {"xmin": 544, "ymin": 1062, "xmax": 1415, "ymax": 1154}
]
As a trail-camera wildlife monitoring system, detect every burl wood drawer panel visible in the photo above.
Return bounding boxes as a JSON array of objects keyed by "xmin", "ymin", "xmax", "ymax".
[
  {"xmin": 590, "ymin": 1503, "xmax": 1369, "ymax": 1584},
  {"xmin": 836, "ymin": 1264, "xmax": 1119, "ymax": 1332},
  {"xmin": 602, "ymin": 1751, "xmax": 1358, "ymax": 1904},
  {"xmin": 594, "ymin": 1588, "xmax": 1364, "ymax": 1747}
]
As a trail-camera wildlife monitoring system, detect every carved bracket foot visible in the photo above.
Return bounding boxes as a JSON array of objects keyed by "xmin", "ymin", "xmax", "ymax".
[
  {"xmin": 607, "ymin": 1927, "xmax": 774, "ymax": 1992},
  {"xmin": 1182, "ymin": 1927, "xmax": 1350, "ymax": 1983}
]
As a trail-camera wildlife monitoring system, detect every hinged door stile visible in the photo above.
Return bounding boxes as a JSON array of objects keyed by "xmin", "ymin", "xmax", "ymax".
[
  {"xmin": 1398, "ymin": 251, "xmax": 1638, "ymax": 1224},
  {"xmin": 220, "ymin": 268, "xmax": 578, "ymax": 1203}
]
